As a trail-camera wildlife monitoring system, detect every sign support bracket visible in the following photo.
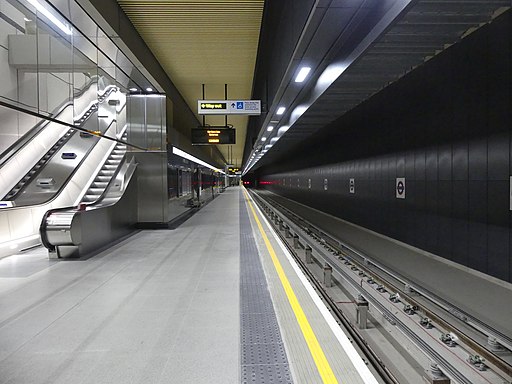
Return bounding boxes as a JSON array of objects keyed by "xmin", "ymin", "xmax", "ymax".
[{"xmin": 202, "ymin": 83, "xmax": 206, "ymax": 127}]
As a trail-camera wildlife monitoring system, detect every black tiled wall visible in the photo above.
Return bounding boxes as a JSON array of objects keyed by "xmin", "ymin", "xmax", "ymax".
[{"xmin": 257, "ymin": 11, "xmax": 512, "ymax": 283}]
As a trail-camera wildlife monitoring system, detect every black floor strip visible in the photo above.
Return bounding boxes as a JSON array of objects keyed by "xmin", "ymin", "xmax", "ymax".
[{"xmin": 239, "ymin": 190, "xmax": 293, "ymax": 384}]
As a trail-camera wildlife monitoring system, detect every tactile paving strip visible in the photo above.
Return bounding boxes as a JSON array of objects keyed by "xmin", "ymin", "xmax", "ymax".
[{"xmin": 240, "ymin": 191, "xmax": 293, "ymax": 384}]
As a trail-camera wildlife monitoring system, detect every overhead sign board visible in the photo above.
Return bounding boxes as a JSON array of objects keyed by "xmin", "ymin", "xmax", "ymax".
[
  {"xmin": 191, "ymin": 128, "xmax": 236, "ymax": 145},
  {"xmin": 198, "ymin": 100, "xmax": 261, "ymax": 115}
]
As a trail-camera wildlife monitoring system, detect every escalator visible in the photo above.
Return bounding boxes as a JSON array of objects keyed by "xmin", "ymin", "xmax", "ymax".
[
  {"xmin": 1, "ymin": 84, "xmax": 119, "ymax": 206},
  {"xmin": 40, "ymin": 153, "xmax": 138, "ymax": 259},
  {"xmin": 0, "ymin": 80, "xmax": 132, "ymax": 258},
  {"xmin": 80, "ymin": 132, "xmax": 128, "ymax": 204}
]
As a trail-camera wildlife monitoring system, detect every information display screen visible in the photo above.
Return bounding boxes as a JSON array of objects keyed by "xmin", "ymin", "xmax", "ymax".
[{"xmin": 191, "ymin": 128, "xmax": 236, "ymax": 145}]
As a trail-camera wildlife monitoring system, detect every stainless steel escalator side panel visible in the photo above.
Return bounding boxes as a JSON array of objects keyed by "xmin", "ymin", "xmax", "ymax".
[
  {"xmin": 12, "ymin": 113, "xmax": 103, "ymax": 206},
  {"xmin": 40, "ymin": 158, "xmax": 138, "ymax": 258}
]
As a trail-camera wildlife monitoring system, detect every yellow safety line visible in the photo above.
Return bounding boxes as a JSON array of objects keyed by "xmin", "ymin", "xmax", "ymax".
[{"xmin": 243, "ymin": 189, "xmax": 339, "ymax": 384}]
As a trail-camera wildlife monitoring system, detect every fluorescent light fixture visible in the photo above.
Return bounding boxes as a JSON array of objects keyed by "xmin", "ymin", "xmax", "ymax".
[
  {"xmin": 276, "ymin": 107, "xmax": 286, "ymax": 115},
  {"xmin": 172, "ymin": 147, "xmax": 225, "ymax": 174},
  {"xmin": 26, "ymin": 0, "xmax": 72, "ymax": 35},
  {"xmin": 129, "ymin": 88, "xmax": 138, "ymax": 92},
  {"xmin": 295, "ymin": 66, "xmax": 311, "ymax": 83},
  {"xmin": 270, "ymin": 137, "xmax": 279, "ymax": 144},
  {"xmin": 146, "ymin": 87, "xmax": 153, "ymax": 92},
  {"xmin": 261, "ymin": 137, "xmax": 267, "ymax": 142},
  {"xmin": 267, "ymin": 126, "xmax": 274, "ymax": 132}
]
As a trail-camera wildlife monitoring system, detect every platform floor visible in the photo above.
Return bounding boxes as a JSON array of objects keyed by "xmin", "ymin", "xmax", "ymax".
[
  {"xmin": 0, "ymin": 187, "xmax": 376, "ymax": 384},
  {"xmin": 258, "ymin": 190, "xmax": 512, "ymax": 340}
]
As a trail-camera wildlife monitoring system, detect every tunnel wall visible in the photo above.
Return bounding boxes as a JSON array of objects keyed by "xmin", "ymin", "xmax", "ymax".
[{"xmin": 258, "ymin": 10, "xmax": 512, "ymax": 283}]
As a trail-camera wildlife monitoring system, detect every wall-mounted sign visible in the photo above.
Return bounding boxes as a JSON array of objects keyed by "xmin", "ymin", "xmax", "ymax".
[
  {"xmin": 191, "ymin": 128, "xmax": 236, "ymax": 145},
  {"xmin": 324, "ymin": 178, "xmax": 328, "ymax": 191},
  {"xmin": 510, "ymin": 176, "xmax": 512, "ymax": 210},
  {"xmin": 396, "ymin": 177, "xmax": 406, "ymax": 199},
  {"xmin": 197, "ymin": 100, "xmax": 261, "ymax": 115},
  {"xmin": 349, "ymin": 178, "xmax": 355, "ymax": 194}
]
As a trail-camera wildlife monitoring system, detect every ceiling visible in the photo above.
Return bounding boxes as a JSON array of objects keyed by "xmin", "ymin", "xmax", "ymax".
[
  {"xmin": 116, "ymin": 0, "xmax": 265, "ymax": 168},
  {"xmin": 243, "ymin": 0, "xmax": 511, "ymax": 174}
]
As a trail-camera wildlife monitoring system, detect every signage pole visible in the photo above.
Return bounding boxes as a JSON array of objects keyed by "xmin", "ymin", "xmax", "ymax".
[
  {"xmin": 202, "ymin": 84, "xmax": 206, "ymax": 127},
  {"xmin": 224, "ymin": 84, "xmax": 228, "ymax": 128}
]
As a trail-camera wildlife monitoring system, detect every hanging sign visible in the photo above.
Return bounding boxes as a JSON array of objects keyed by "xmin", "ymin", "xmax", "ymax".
[{"xmin": 198, "ymin": 100, "xmax": 261, "ymax": 115}]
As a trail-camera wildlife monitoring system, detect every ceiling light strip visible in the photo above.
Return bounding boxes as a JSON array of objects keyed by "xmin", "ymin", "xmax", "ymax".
[
  {"xmin": 26, "ymin": 0, "xmax": 72, "ymax": 35},
  {"xmin": 172, "ymin": 147, "xmax": 225, "ymax": 174}
]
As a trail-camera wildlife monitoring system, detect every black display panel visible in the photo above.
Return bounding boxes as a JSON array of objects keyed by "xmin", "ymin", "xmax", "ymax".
[{"xmin": 191, "ymin": 128, "xmax": 236, "ymax": 145}]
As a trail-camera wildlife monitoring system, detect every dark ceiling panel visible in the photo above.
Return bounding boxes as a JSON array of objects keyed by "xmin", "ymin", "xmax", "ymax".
[{"xmin": 245, "ymin": 0, "xmax": 510, "ymax": 173}]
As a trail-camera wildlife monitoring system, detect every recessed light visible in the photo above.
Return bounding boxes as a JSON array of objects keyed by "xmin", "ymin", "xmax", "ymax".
[
  {"xmin": 261, "ymin": 137, "xmax": 267, "ymax": 142},
  {"xmin": 146, "ymin": 87, "xmax": 153, "ymax": 92},
  {"xmin": 129, "ymin": 88, "xmax": 138, "ymax": 92},
  {"xmin": 295, "ymin": 66, "xmax": 311, "ymax": 83},
  {"xmin": 276, "ymin": 107, "xmax": 285, "ymax": 115},
  {"xmin": 266, "ymin": 126, "xmax": 274, "ymax": 132}
]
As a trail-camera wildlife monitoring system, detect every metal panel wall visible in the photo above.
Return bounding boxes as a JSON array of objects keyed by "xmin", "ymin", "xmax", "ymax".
[{"xmin": 257, "ymin": 11, "xmax": 512, "ymax": 282}]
